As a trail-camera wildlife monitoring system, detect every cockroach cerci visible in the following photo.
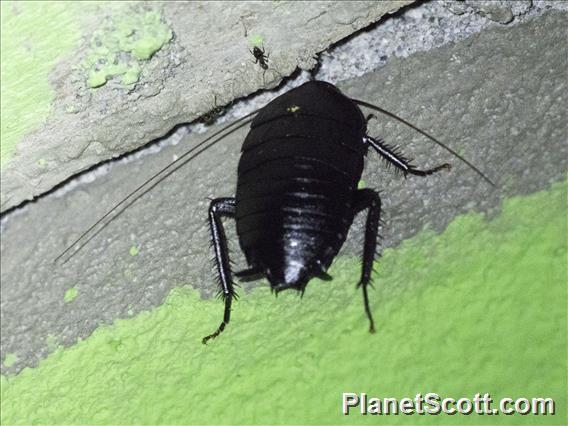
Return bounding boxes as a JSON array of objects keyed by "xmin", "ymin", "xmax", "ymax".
[
  {"xmin": 55, "ymin": 81, "xmax": 494, "ymax": 344},
  {"xmin": 250, "ymin": 45, "xmax": 269, "ymax": 70}
]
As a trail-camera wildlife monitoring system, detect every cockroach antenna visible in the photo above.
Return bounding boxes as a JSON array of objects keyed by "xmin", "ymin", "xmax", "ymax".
[{"xmin": 54, "ymin": 110, "xmax": 259, "ymax": 266}]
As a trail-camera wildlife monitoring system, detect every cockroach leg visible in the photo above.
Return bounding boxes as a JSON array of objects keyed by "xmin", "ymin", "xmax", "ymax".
[
  {"xmin": 366, "ymin": 136, "xmax": 451, "ymax": 177},
  {"xmin": 203, "ymin": 197, "xmax": 237, "ymax": 344},
  {"xmin": 365, "ymin": 113, "xmax": 377, "ymax": 124},
  {"xmin": 353, "ymin": 188, "xmax": 382, "ymax": 334},
  {"xmin": 234, "ymin": 266, "xmax": 264, "ymax": 282}
]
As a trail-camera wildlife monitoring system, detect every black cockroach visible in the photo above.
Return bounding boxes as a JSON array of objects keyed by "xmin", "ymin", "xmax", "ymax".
[
  {"xmin": 55, "ymin": 80, "xmax": 494, "ymax": 344},
  {"xmin": 250, "ymin": 45, "xmax": 269, "ymax": 70}
]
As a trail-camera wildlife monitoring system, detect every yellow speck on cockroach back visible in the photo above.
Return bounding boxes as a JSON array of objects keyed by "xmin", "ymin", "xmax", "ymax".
[
  {"xmin": 287, "ymin": 105, "xmax": 300, "ymax": 113},
  {"xmin": 249, "ymin": 34, "xmax": 264, "ymax": 46},
  {"xmin": 129, "ymin": 246, "xmax": 139, "ymax": 256}
]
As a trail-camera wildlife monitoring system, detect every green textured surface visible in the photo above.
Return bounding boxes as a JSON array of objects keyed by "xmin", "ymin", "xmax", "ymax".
[
  {"xmin": 1, "ymin": 181, "xmax": 566, "ymax": 424},
  {"xmin": 84, "ymin": 7, "xmax": 172, "ymax": 88},
  {"xmin": 1, "ymin": 354, "xmax": 18, "ymax": 369},
  {"xmin": 63, "ymin": 287, "xmax": 78, "ymax": 304},
  {"xmin": 249, "ymin": 34, "xmax": 265, "ymax": 46},
  {"xmin": 45, "ymin": 335, "xmax": 60, "ymax": 352},
  {"xmin": 0, "ymin": 1, "xmax": 170, "ymax": 166},
  {"xmin": 0, "ymin": 2, "xmax": 83, "ymax": 167}
]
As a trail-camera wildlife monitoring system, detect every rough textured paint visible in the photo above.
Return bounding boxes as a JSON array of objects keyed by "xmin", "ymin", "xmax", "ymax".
[
  {"xmin": 0, "ymin": 2, "xmax": 84, "ymax": 166},
  {"xmin": 63, "ymin": 287, "xmax": 78, "ymax": 304},
  {"xmin": 0, "ymin": 1, "xmax": 168, "ymax": 165},
  {"xmin": 45, "ymin": 335, "xmax": 60, "ymax": 352},
  {"xmin": 1, "ymin": 181, "xmax": 566, "ymax": 425},
  {"xmin": 2, "ymin": 354, "xmax": 18, "ymax": 369},
  {"xmin": 84, "ymin": 7, "xmax": 173, "ymax": 88}
]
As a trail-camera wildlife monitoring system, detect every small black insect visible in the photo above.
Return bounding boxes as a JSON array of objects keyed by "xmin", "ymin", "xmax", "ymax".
[
  {"xmin": 198, "ymin": 95, "xmax": 230, "ymax": 126},
  {"xmin": 55, "ymin": 81, "xmax": 494, "ymax": 345},
  {"xmin": 250, "ymin": 45, "xmax": 269, "ymax": 70}
]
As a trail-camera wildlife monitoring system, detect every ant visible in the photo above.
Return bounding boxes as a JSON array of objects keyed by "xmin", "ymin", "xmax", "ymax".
[
  {"xmin": 250, "ymin": 45, "xmax": 269, "ymax": 70},
  {"xmin": 198, "ymin": 95, "xmax": 229, "ymax": 126}
]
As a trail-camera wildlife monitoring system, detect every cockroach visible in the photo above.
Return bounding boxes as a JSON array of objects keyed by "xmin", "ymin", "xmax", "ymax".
[
  {"xmin": 250, "ymin": 45, "xmax": 269, "ymax": 70},
  {"xmin": 55, "ymin": 80, "xmax": 494, "ymax": 344}
]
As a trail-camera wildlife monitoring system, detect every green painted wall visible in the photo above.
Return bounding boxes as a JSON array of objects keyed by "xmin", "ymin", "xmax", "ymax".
[
  {"xmin": 83, "ymin": 7, "xmax": 172, "ymax": 88},
  {"xmin": 2, "ymin": 180, "xmax": 566, "ymax": 424},
  {"xmin": 0, "ymin": 1, "xmax": 170, "ymax": 167},
  {"xmin": 0, "ymin": 2, "xmax": 83, "ymax": 166}
]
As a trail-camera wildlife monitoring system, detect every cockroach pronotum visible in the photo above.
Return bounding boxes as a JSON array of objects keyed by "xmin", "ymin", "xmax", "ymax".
[
  {"xmin": 250, "ymin": 45, "xmax": 269, "ymax": 70},
  {"xmin": 55, "ymin": 80, "xmax": 494, "ymax": 344}
]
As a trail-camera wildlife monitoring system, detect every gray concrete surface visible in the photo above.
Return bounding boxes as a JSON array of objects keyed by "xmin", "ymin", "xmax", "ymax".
[
  {"xmin": 1, "ymin": 8, "xmax": 567, "ymax": 375},
  {"xmin": 0, "ymin": 1, "xmax": 412, "ymax": 212},
  {"xmin": 34, "ymin": 0, "xmax": 566, "ymax": 202}
]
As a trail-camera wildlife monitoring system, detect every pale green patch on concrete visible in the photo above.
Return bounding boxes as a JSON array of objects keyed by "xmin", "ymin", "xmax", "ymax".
[
  {"xmin": 83, "ymin": 6, "xmax": 172, "ymax": 88},
  {"xmin": 45, "ymin": 335, "xmax": 59, "ymax": 352},
  {"xmin": 2, "ymin": 353, "xmax": 18, "ymax": 369},
  {"xmin": 1, "ymin": 181, "xmax": 566, "ymax": 424},
  {"xmin": 249, "ymin": 34, "xmax": 264, "ymax": 46},
  {"xmin": 63, "ymin": 287, "xmax": 78, "ymax": 303},
  {"xmin": 129, "ymin": 245, "xmax": 139, "ymax": 257},
  {"xmin": 0, "ymin": 2, "xmax": 84, "ymax": 167}
]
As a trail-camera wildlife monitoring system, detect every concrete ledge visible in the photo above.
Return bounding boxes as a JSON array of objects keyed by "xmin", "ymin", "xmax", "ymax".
[{"xmin": 0, "ymin": 1, "xmax": 412, "ymax": 212}]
